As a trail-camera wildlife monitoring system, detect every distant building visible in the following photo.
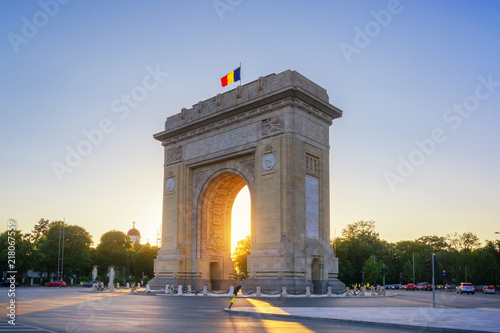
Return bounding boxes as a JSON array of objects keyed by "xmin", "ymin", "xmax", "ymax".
[{"xmin": 127, "ymin": 221, "xmax": 141, "ymax": 244}]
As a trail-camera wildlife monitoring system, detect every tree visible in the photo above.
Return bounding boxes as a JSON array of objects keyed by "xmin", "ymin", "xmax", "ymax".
[
  {"xmin": 232, "ymin": 235, "xmax": 250, "ymax": 279},
  {"xmin": 0, "ymin": 230, "xmax": 33, "ymax": 279},
  {"xmin": 416, "ymin": 235, "xmax": 448, "ymax": 252},
  {"xmin": 362, "ymin": 256, "xmax": 383, "ymax": 286},
  {"xmin": 334, "ymin": 221, "xmax": 389, "ymax": 285},
  {"xmin": 341, "ymin": 220, "xmax": 379, "ymax": 241},
  {"xmin": 94, "ymin": 230, "xmax": 133, "ymax": 275},
  {"xmin": 31, "ymin": 222, "xmax": 93, "ymax": 280},
  {"xmin": 30, "ymin": 218, "xmax": 52, "ymax": 242},
  {"xmin": 132, "ymin": 244, "xmax": 159, "ymax": 279}
]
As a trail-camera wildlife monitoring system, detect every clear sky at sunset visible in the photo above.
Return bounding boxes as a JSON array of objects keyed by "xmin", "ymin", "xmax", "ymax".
[{"xmin": 1, "ymin": 1, "xmax": 499, "ymax": 250}]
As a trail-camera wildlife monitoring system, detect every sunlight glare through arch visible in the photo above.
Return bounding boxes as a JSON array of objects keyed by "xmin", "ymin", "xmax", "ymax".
[{"xmin": 231, "ymin": 185, "xmax": 251, "ymax": 254}]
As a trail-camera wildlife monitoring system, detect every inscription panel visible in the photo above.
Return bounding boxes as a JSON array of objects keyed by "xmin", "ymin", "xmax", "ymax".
[
  {"xmin": 185, "ymin": 124, "xmax": 257, "ymax": 160},
  {"xmin": 305, "ymin": 175, "xmax": 319, "ymax": 239}
]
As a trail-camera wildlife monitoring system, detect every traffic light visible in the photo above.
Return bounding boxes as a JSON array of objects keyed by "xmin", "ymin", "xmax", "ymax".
[
  {"xmin": 425, "ymin": 259, "xmax": 431, "ymax": 274},
  {"xmin": 434, "ymin": 259, "xmax": 439, "ymax": 271}
]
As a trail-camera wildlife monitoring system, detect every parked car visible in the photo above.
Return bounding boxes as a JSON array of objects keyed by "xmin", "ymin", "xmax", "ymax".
[
  {"xmin": 476, "ymin": 285, "xmax": 485, "ymax": 293},
  {"xmin": 425, "ymin": 283, "xmax": 433, "ymax": 291},
  {"xmin": 405, "ymin": 283, "xmax": 416, "ymax": 290},
  {"xmin": 44, "ymin": 280, "xmax": 67, "ymax": 287},
  {"xmin": 483, "ymin": 285, "xmax": 496, "ymax": 294},
  {"xmin": 83, "ymin": 280, "xmax": 103, "ymax": 287},
  {"xmin": 456, "ymin": 282, "xmax": 475, "ymax": 294},
  {"xmin": 416, "ymin": 282, "xmax": 428, "ymax": 291},
  {"xmin": 1, "ymin": 280, "xmax": 20, "ymax": 287}
]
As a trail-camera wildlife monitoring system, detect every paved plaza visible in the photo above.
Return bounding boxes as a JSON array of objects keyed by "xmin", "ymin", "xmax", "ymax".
[{"xmin": 1, "ymin": 287, "xmax": 499, "ymax": 332}]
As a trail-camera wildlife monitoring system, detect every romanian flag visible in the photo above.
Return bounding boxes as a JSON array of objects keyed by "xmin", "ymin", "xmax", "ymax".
[{"xmin": 221, "ymin": 67, "xmax": 241, "ymax": 87}]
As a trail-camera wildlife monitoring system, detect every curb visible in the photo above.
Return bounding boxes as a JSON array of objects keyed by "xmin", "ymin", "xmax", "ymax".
[{"xmin": 224, "ymin": 308, "xmax": 490, "ymax": 333}]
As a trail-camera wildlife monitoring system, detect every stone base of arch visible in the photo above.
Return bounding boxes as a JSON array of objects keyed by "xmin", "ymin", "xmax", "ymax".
[{"xmin": 148, "ymin": 277, "xmax": 238, "ymax": 291}]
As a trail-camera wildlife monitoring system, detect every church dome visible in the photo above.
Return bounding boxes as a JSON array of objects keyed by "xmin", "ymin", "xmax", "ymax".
[{"xmin": 127, "ymin": 222, "xmax": 141, "ymax": 237}]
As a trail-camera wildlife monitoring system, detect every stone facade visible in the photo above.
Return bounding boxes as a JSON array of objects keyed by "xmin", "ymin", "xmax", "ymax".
[{"xmin": 150, "ymin": 70, "xmax": 345, "ymax": 293}]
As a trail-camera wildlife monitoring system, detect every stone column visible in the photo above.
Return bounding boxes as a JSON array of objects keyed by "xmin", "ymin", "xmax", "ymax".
[
  {"xmin": 92, "ymin": 265, "xmax": 98, "ymax": 281},
  {"xmin": 109, "ymin": 266, "xmax": 115, "ymax": 292}
]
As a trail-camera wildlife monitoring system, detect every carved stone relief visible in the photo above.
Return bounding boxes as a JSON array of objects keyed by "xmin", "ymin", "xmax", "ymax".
[{"xmin": 262, "ymin": 115, "xmax": 284, "ymax": 136}]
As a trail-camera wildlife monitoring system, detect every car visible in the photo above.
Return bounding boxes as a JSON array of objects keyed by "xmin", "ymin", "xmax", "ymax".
[
  {"xmin": 44, "ymin": 280, "xmax": 67, "ymax": 287},
  {"xmin": 456, "ymin": 282, "xmax": 475, "ymax": 294},
  {"xmin": 476, "ymin": 285, "xmax": 485, "ymax": 292},
  {"xmin": 1, "ymin": 280, "xmax": 20, "ymax": 287},
  {"xmin": 405, "ymin": 283, "xmax": 416, "ymax": 290},
  {"xmin": 83, "ymin": 280, "xmax": 103, "ymax": 287},
  {"xmin": 416, "ymin": 282, "xmax": 428, "ymax": 291},
  {"xmin": 483, "ymin": 285, "xmax": 496, "ymax": 294}
]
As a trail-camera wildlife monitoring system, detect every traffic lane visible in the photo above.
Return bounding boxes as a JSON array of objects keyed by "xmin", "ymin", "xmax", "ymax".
[
  {"xmin": 12, "ymin": 293, "xmax": 418, "ymax": 333},
  {"xmin": 390, "ymin": 290, "xmax": 500, "ymax": 309}
]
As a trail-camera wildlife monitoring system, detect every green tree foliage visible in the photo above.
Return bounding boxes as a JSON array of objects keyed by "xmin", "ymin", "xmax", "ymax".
[
  {"xmin": 94, "ymin": 230, "xmax": 133, "ymax": 275},
  {"xmin": 132, "ymin": 244, "xmax": 159, "ymax": 278},
  {"xmin": 0, "ymin": 230, "xmax": 33, "ymax": 277},
  {"xmin": 232, "ymin": 235, "xmax": 250, "ymax": 279},
  {"xmin": 32, "ymin": 222, "xmax": 93, "ymax": 279},
  {"xmin": 362, "ymin": 256, "xmax": 383, "ymax": 286},
  {"xmin": 29, "ymin": 218, "xmax": 52, "ymax": 242},
  {"xmin": 335, "ymin": 221, "xmax": 499, "ymax": 286}
]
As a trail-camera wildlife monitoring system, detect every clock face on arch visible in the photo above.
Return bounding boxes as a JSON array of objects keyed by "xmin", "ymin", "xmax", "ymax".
[{"xmin": 165, "ymin": 178, "xmax": 175, "ymax": 192}]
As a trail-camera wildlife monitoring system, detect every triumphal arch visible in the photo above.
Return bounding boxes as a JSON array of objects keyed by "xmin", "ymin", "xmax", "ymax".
[{"xmin": 151, "ymin": 70, "xmax": 345, "ymax": 293}]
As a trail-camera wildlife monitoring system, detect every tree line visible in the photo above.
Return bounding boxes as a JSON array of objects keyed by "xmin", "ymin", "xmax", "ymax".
[
  {"xmin": 0, "ymin": 218, "xmax": 158, "ymax": 284},
  {"xmin": 334, "ymin": 220, "xmax": 500, "ymax": 287}
]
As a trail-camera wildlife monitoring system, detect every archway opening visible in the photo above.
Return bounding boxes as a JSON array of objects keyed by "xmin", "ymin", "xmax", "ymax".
[
  {"xmin": 200, "ymin": 171, "xmax": 251, "ymax": 289},
  {"xmin": 231, "ymin": 185, "xmax": 251, "ymax": 254}
]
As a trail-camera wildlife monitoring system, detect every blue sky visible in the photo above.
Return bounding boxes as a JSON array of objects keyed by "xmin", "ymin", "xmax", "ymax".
[{"xmin": 1, "ymin": 0, "xmax": 499, "ymax": 247}]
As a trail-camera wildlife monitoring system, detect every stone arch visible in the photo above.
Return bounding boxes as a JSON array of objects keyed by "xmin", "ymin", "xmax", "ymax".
[
  {"xmin": 193, "ymin": 164, "xmax": 253, "ymax": 290},
  {"xmin": 152, "ymin": 70, "xmax": 345, "ymax": 293}
]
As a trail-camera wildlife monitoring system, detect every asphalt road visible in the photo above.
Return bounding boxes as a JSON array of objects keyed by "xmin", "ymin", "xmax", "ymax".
[{"xmin": 1, "ymin": 287, "xmax": 498, "ymax": 332}]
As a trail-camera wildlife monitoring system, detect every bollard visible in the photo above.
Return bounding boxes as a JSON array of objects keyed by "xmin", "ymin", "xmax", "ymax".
[
  {"xmin": 203, "ymin": 285, "xmax": 208, "ymax": 296},
  {"xmin": 281, "ymin": 287, "xmax": 287, "ymax": 298},
  {"xmin": 178, "ymin": 285, "xmax": 183, "ymax": 295},
  {"xmin": 327, "ymin": 286, "xmax": 332, "ymax": 297},
  {"xmin": 371, "ymin": 286, "xmax": 375, "ymax": 296},
  {"xmin": 382, "ymin": 286, "xmax": 386, "ymax": 296},
  {"xmin": 229, "ymin": 286, "xmax": 234, "ymax": 295},
  {"xmin": 188, "ymin": 285, "xmax": 192, "ymax": 293},
  {"xmin": 117, "ymin": 283, "xmax": 120, "ymax": 289},
  {"xmin": 31, "ymin": 278, "xmax": 34, "ymax": 286},
  {"xmin": 138, "ymin": 283, "xmax": 141, "ymax": 289},
  {"xmin": 146, "ymin": 284, "xmax": 151, "ymax": 293},
  {"xmin": 345, "ymin": 287, "xmax": 350, "ymax": 297},
  {"xmin": 256, "ymin": 286, "xmax": 261, "ymax": 297},
  {"xmin": 165, "ymin": 284, "xmax": 170, "ymax": 294},
  {"xmin": 360, "ymin": 286, "xmax": 365, "ymax": 296},
  {"xmin": 126, "ymin": 282, "xmax": 130, "ymax": 288},
  {"xmin": 306, "ymin": 286, "xmax": 311, "ymax": 297},
  {"xmin": 92, "ymin": 283, "xmax": 97, "ymax": 292}
]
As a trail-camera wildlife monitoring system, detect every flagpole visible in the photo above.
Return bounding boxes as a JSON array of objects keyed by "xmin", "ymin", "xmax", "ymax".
[{"xmin": 239, "ymin": 62, "xmax": 242, "ymax": 86}]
